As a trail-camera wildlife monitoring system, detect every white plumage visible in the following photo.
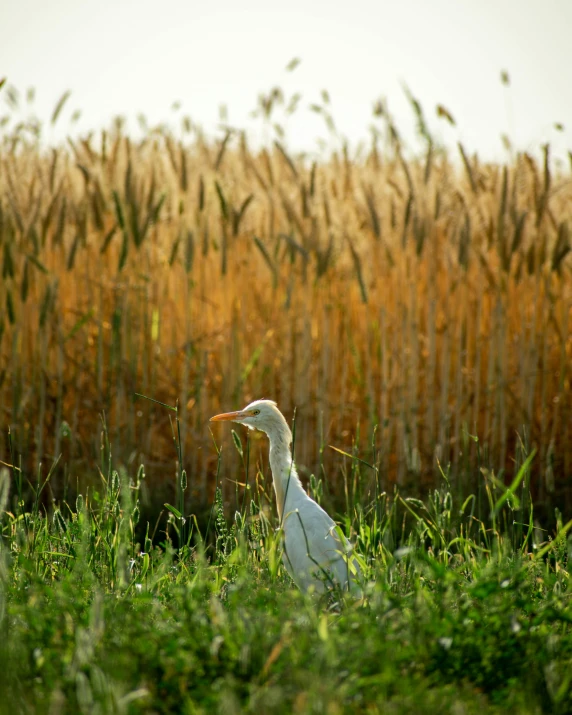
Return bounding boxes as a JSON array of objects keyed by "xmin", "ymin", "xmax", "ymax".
[{"xmin": 210, "ymin": 399, "xmax": 362, "ymax": 595}]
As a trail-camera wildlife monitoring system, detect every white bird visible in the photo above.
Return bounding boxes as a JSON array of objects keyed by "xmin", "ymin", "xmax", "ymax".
[{"xmin": 210, "ymin": 399, "xmax": 362, "ymax": 595}]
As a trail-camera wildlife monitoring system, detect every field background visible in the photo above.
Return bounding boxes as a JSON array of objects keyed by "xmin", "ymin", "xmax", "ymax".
[{"xmin": 1, "ymin": 83, "xmax": 571, "ymax": 523}]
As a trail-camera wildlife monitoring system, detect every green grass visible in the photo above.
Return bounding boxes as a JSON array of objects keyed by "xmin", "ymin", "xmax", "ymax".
[{"xmin": 0, "ymin": 425, "xmax": 571, "ymax": 714}]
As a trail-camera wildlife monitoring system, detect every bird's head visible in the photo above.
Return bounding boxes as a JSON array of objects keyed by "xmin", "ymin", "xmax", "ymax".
[{"xmin": 210, "ymin": 399, "xmax": 291, "ymax": 442}]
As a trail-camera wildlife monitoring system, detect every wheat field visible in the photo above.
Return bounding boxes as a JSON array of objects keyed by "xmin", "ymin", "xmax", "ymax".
[{"xmin": 1, "ymin": 85, "xmax": 571, "ymax": 514}]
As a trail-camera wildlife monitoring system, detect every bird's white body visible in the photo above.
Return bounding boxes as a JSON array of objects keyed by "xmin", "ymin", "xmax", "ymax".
[{"xmin": 211, "ymin": 399, "xmax": 361, "ymax": 594}]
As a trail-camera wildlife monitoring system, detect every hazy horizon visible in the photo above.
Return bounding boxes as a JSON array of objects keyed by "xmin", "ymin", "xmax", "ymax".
[{"xmin": 2, "ymin": 0, "xmax": 571, "ymax": 162}]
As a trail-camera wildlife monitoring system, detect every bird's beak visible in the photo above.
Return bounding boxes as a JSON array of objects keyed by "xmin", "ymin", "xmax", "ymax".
[{"xmin": 210, "ymin": 409, "xmax": 254, "ymax": 423}]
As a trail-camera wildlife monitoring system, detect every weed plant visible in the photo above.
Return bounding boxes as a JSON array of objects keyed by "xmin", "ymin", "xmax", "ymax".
[{"xmin": 0, "ymin": 421, "xmax": 571, "ymax": 714}]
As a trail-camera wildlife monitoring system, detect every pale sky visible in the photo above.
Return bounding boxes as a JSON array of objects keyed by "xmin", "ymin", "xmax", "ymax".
[{"xmin": 2, "ymin": 0, "xmax": 571, "ymax": 160}]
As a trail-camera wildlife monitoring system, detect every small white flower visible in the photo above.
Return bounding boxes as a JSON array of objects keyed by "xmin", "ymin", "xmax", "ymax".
[
  {"xmin": 394, "ymin": 546, "xmax": 414, "ymax": 560},
  {"xmin": 438, "ymin": 637, "xmax": 453, "ymax": 650}
]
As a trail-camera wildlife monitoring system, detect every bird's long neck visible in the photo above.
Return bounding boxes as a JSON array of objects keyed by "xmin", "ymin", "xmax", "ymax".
[{"xmin": 266, "ymin": 426, "xmax": 306, "ymax": 521}]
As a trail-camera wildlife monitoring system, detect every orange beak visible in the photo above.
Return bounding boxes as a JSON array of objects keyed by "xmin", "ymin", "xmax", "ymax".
[{"xmin": 210, "ymin": 409, "xmax": 254, "ymax": 423}]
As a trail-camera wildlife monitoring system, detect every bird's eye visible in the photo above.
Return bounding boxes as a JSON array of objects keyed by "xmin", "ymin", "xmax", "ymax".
[{"xmin": 252, "ymin": 409, "xmax": 260, "ymax": 416}]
